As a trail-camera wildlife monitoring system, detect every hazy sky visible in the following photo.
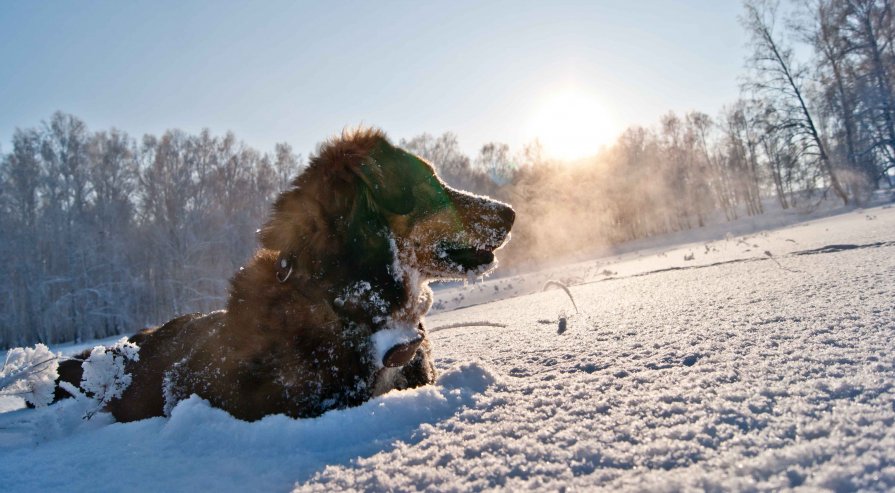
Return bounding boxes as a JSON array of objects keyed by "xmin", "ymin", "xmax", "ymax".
[{"xmin": 0, "ymin": 1, "xmax": 747, "ymax": 160}]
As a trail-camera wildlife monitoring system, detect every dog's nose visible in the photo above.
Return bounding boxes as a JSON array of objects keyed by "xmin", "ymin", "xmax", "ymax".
[{"xmin": 382, "ymin": 336, "xmax": 423, "ymax": 367}]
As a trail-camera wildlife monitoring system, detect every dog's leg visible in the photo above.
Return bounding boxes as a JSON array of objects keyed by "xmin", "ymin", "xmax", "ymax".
[{"xmin": 40, "ymin": 349, "xmax": 92, "ymax": 406}]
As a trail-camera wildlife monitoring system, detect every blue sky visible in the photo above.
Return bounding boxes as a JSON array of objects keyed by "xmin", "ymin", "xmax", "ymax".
[{"xmin": 0, "ymin": 1, "xmax": 747, "ymax": 159}]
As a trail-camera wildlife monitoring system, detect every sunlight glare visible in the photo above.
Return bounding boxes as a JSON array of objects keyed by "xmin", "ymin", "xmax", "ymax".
[{"xmin": 528, "ymin": 90, "xmax": 617, "ymax": 161}]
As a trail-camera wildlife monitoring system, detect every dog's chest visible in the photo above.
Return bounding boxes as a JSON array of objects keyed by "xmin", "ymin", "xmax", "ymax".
[{"xmin": 391, "ymin": 282, "xmax": 433, "ymax": 327}]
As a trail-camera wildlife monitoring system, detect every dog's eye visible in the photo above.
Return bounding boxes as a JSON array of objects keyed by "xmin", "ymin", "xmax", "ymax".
[{"xmin": 411, "ymin": 179, "xmax": 452, "ymax": 213}]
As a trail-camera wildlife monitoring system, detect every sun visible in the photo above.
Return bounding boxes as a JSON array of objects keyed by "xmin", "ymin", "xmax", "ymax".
[{"xmin": 527, "ymin": 89, "xmax": 617, "ymax": 162}]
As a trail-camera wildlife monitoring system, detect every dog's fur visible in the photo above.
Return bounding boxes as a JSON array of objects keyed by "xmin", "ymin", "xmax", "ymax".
[{"xmin": 55, "ymin": 128, "xmax": 514, "ymax": 422}]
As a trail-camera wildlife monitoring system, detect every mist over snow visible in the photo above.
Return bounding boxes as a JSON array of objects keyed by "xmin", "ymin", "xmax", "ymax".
[{"xmin": 1, "ymin": 201, "xmax": 894, "ymax": 492}]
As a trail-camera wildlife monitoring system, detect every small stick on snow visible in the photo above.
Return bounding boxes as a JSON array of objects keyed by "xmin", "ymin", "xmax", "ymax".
[
  {"xmin": 542, "ymin": 280, "xmax": 579, "ymax": 314},
  {"xmin": 429, "ymin": 321, "xmax": 508, "ymax": 334},
  {"xmin": 0, "ymin": 356, "xmax": 59, "ymax": 391},
  {"xmin": 764, "ymin": 251, "xmax": 802, "ymax": 273},
  {"xmin": 0, "ymin": 353, "xmax": 87, "ymax": 393}
]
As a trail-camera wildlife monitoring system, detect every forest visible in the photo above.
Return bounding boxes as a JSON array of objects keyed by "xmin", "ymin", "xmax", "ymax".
[{"xmin": 1, "ymin": 0, "xmax": 892, "ymax": 347}]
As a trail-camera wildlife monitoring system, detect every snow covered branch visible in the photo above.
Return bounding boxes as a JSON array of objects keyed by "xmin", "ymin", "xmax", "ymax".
[{"xmin": 0, "ymin": 343, "xmax": 60, "ymax": 407}]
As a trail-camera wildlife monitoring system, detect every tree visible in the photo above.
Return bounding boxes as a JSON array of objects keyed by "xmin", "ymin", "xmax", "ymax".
[
  {"xmin": 400, "ymin": 132, "xmax": 485, "ymax": 193},
  {"xmin": 742, "ymin": 0, "xmax": 850, "ymax": 203},
  {"xmin": 719, "ymin": 102, "xmax": 765, "ymax": 216},
  {"xmin": 841, "ymin": 0, "xmax": 895, "ymax": 184},
  {"xmin": 0, "ymin": 129, "xmax": 44, "ymax": 345},
  {"xmin": 476, "ymin": 142, "xmax": 514, "ymax": 186},
  {"xmin": 273, "ymin": 142, "xmax": 302, "ymax": 192}
]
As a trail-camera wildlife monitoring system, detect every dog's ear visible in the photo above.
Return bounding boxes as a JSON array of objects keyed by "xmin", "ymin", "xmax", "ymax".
[
  {"xmin": 259, "ymin": 128, "xmax": 385, "ymax": 254},
  {"xmin": 259, "ymin": 129, "xmax": 432, "ymax": 260},
  {"xmin": 258, "ymin": 190, "xmax": 327, "ymax": 256},
  {"xmin": 352, "ymin": 141, "xmax": 428, "ymax": 216}
]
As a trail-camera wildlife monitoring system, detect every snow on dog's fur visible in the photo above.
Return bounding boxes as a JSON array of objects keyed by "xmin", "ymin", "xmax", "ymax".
[{"xmin": 54, "ymin": 128, "xmax": 514, "ymax": 421}]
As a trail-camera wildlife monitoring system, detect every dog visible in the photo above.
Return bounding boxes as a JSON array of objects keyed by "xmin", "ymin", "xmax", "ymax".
[{"xmin": 54, "ymin": 128, "xmax": 514, "ymax": 421}]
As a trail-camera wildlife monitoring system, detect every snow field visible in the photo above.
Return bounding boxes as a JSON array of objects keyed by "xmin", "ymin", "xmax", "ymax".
[
  {"xmin": 0, "ymin": 203, "xmax": 893, "ymax": 492},
  {"xmin": 301, "ymin": 205, "xmax": 895, "ymax": 491}
]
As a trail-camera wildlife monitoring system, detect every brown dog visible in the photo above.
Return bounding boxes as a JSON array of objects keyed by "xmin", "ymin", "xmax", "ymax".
[{"xmin": 55, "ymin": 128, "xmax": 514, "ymax": 422}]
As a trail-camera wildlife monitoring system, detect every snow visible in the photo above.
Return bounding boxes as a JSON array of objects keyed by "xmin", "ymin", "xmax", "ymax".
[
  {"xmin": 77, "ymin": 338, "xmax": 140, "ymax": 410},
  {"xmin": 0, "ymin": 344, "xmax": 59, "ymax": 408},
  {"xmin": 0, "ymin": 335, "xmax": 126, "ymax": 413},
  {"xmin": 0, "ymin": 363, "xmax": 498, "ymax": 491},
  {"xmin": 2, "ymin": 201, "xmax": 894, "ymax": 492}
]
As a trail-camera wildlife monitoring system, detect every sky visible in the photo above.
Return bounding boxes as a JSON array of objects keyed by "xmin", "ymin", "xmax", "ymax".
[{"xmin": 0, "ymin": 1, "xmax": 748, "ymax": 161}]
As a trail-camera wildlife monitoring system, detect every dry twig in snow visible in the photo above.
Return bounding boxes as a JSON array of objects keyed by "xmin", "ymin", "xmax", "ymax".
[
  {"xmin": 542, "ymin": 280, "xmax": 579, "ymax": 314},
  {"xmin": 429, "ymin": 321, "xmax": 508, "ymax": 334}
]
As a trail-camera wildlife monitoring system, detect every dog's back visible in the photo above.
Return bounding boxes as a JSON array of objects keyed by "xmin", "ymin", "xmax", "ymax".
[{"xmin": 109, "ymin": 312, "xmax": 218, "ymax": 421}]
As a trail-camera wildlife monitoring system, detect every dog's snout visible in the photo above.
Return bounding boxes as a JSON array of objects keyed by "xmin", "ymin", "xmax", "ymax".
[{"xmin": 499, "ymin": 204, "xmax": 515, "ymax": 228}]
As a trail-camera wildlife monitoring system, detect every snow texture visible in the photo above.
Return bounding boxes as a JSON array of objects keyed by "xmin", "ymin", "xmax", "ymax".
[
  {"xmin": 79, "ymin": 338, "xmax": 140, "ymax": 408},
  {"xmin": 1, "ymin": 202, "xmax": 894, "ymax": 492},
  {"xmin": 0, "ymin": 344, "xmax": 59, "ymax": 408}
]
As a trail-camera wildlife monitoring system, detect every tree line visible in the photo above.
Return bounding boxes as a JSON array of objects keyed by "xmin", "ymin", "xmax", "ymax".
[
  {"xmin": 404, "ymin": 0, "xmax": 895, "ymax": 268},
  {"xmin": 1, "ymin": 0, "xmax": 893, "ymax": 347},
  {"xmin": 740, "ymin": 0, "xmax": 895, "ymax": 205},
  {"xmin": 0, "ymin": 113, "xmax": 302, "ymax": 347}
]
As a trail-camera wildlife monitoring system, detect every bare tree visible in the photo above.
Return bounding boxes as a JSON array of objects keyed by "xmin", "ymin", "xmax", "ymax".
[
  {"xmin": 0, "ymin": 130, "xmax": 43, "ymax": 346},
  {"xmin": 842, "ymin": 0, "xmax": 895, "ymax": 183},
  {"xmin": 719, "ymin": 102, "xmax": 766, "ymax": 216},
  {"xmin": 476, "ymin": 142, "xmax": 514, "ymax": 186},
  {"xmin": 401, "ymin": 132, "xmax": 485, "ymax": 193},
  {"xmin": 742, "ymin": 0, "xmax": 850, "ymax": 203},
  {"xmin": 273, "ymin": 142, "xmax": 302, "ymax": 191}
]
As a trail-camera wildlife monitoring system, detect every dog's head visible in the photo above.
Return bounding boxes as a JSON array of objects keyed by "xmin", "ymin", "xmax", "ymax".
[
  {"xmin": 259, "ymin": 128, "xmax": 515, "ymax": 283},
  {"xmin": 366, "ymin": 140, "xmax": 515, "ymax": 280}
]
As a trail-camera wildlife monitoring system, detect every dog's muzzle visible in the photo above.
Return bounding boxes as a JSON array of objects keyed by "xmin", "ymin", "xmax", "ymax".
[{"xmin": 440, "ymin": 197, "xmax": 515, "ymax": 271}]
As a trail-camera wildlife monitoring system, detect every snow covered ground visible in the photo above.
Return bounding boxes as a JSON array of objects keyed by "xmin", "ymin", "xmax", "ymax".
[{"xmin": 2, "ymin": 201, "xmax": 894, "ymax": 492}]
